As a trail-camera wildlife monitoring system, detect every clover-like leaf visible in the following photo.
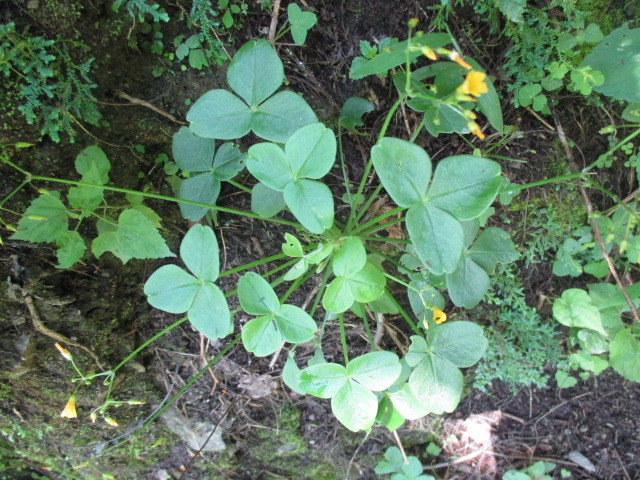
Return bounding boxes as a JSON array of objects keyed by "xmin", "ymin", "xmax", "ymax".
[
  {"xmin": 339, "ymin": 97, "xmax": 375, "ymax": 135},
  {"xmin": 284, "ymin": 123, "xmax": 336, "ymax": 179},
  {"xmin": 346, "ymin": 351, "xmax": 401, "ymax": 391},
  {"xmin": 287, "ymin": 3, "xmax": 317, "ymax": 45},
  {"xmin": 332, "ymin": 236, "xmax": 367, "ymax": 277},
  {"xmin": 283, "ymin": 179, "xmax": 334, "ymax": 234},
  {"xmin": 238, "ymin": 271, "xmax": 280, "ymax": 315},
  {"xmin": 299, "ymin": 363, "xmax": 349, "ymax": 398},
  {"xmin": 331, "ymin": 379, "xmax": 378, "ymax": 432}
]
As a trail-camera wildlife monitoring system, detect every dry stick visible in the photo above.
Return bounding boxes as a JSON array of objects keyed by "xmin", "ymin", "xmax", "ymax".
[
  {"xmin": 267, "ymin": 0, "xmax": 283, "ymax": 44},
  {"xmin": 393, "ymin": 430, "xmax": 409, "ymax": 464},
  {"xmin": 613, "ymin": 448, "xmax": 632, "ymax": 480},
  {"xmin": 423, "ymin": 448, "xmax": 491, "ymax": 471},
  {"xmin": 21, "ymin": 288, "xmax": 103, "ymax": 368},
  {"xmin": 552, "ymin": 112, "xmax": 640, "ymax": 324},
  {"xmin": 116, "ymin": 91, "xmax": 188, "ymax": 126}
]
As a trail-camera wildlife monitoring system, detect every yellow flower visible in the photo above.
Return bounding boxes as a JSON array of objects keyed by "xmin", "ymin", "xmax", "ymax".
[
  {"xmin": 433, "ymin": 307, "xmax": 447, "ymax": 324},
  {"xmin": 467, "ymin": 121, "xmax": 486, "ymax": 139},
  {"xmin": 55, "ymin": 343, "xmax": 73, "ymax": 361},
  {"xmin": 104, "ymin": 417, "xmax": 119, "ymax": 427},
  {"xmin": 60, "ymin": 396, "xmax": 77, "ymax": 419},
  {"xmin": 449, "ymin": 51, "xmax": 472, "ymax": 70},
  {"xmin": 421, "ymin": 46, "xmax": 438, "ymax": 61},
  {"xmin": 458, "ymin": 71, "xmax": 488, "ymax": 97}
]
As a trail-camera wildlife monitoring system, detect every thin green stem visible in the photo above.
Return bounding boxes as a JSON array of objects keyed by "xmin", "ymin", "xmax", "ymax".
[
  {"xmin": 386, "ymin": 293, "xmax": 421, "ymax": 336},
  {"xmin": 279, "ymin": 268, "xmax": 315, "ymax": 304},
  {"xmin": 584, "ymin": 178, "xmax": 639, "ymax": 219},
  {"xmin": 24, "ymin": 174, "xmax": 303, "ymax": 228},
  {"xmin": 366, "ymin": 246, "xmax": 412, "ymax": 275},
  {"xmin": 584, "ymin": 127, "xmax": 640, "ymax": 172},
  {"xmin": 361, "ymin": 311, "xmax": 375, "ymax": 348},
  {"xmin": 218, "ymin": 251, "xmax": 291, "ymax": 278},
  {"xmin": 382, "ymin": 271, "xmax": 419, "ymax": 292},
  {"xmin": 227, "ymin": 179, "xmax": 251, "ymax": 193},
  {"xmin": 0, "ymin": 179, "xmax": 29, "ymax": 207},
  {"xmin": 338, "ymin": 313, "xmax": 349, "ymax": 365},
  {"xmin": 309, "ymin": 269, "xmax": 331, "ymax": 319},
  {"xmin": 354, "ymin": 211, "xmax": 406, "ymax": 236},
  {"xmin": 350, "ymin": 184, "xmax": 384, "ymax": 230},
  {"xmin": 508, "ymin": 173, "xmax": 584, "ymax": 192},
  {"xmin": 360, "ymin": 235, "xmax": 410, "ymax": 244},
  {"xmin": 337, "ymin": 125, "xmax": 354, "ymax": 209}
]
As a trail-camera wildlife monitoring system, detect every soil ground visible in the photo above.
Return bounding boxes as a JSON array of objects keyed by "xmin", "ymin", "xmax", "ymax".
[{"xmin": 1, "ymin": 1, "xmax": 639, "ymax": 479}]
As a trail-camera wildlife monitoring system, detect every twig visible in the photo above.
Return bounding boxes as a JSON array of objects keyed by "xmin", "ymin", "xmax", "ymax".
[
  {"xmin": 116, "ymin": 91, "xmax": 188, "ymax": 126},
  {"xmin": 21, "ymin": 288, "xmax": 103, "ymax": 368},
  {"xmin": 613, "ymin": 449, "xmax": 632, "ymax": 480},
  {"xmin": 423, "ymin": 448, "xmax": 490, "ymax": 470},
  {"xmin": 393, "ymin": 430, "xmax": 409, "ymax": 464},
  {"xmin": 552, "ymin": 111, "xmax": 640, "ymax": 324},
  {"xmin": 532, "ymin": 391, "xmax": 593, "ymax": 428},
  {"xmin": 267, "ymin": 0, "xmax": 282, "ymax": 44},
  {"xmin": 199, "ymin": 334, "xmax": 219, "ymax": 394}
]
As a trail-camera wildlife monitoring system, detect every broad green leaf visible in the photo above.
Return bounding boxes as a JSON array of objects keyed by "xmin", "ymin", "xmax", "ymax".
[
  {"xmin": 332, "ymin": 236, "xmax": 366, "ymax": 277},
  {"xmin": 299, "ymin": 363, "xmax": 348, "ymax": 398},
  {"xmin": 446, "ymin": 255, "xmax": 491, "ymax": 308},
  {"xmin": 247, "ymin": 143, "xmax": 293, "ymax": 191},
  {"xmin": 188, "ymin": 282, "xmax": 232, "ymax": 341},
  {"xmin": 553, "ymin": 289, "xmax": 608, "ymax": 336},
  {"xmin": 375, "ymin": 396, "xmax": 405, "ymax": 431},
  {"xmin": 406, "ymin": 202, "xmax": 463, "ymax": 274},
  {"xmin": 211, "ymin": 143, "xmax": 246, "ymax": 180},
  {"xmin": 368, "ymin": 290, "xmax": 400, "ymax": 315},
  {"xmin": 580, "ymin": 23, "xmax": 604, "ymax": 43},
  {"xmin": 251, "ymin": 182, "xmax": 286, "ymax": 218},
  {"xmin": 252, "ymin": 91, "xmax": 318, "ymax": 143},
  {"xmin": 610, "ymin": 328, "xmax": 640, "ymax": 382},
  {"xmin": 282, "ymin": 354, "xmax": 305, "ymax": 394},
  {"xmin": 518, "ymin": 83, "xmax": 542, "ymax": 107},
  {"xmin": 622, "ymin": 102, "xmax": 640, "ymax": 122},
  {"xmin": 287, "ymin": 3, "xmax": 317, "ymax": 45},
  {"xmin": 238, "ymin": 271, "xmax": 279, "ymax": 315},
  {"xmin": 188, "ymin": 49, "xmax": 208, "ymax": 70},
  {"xmin": 348, "ymin": 262, "xmax": 386, "ymax": 303},
  {"xmin": 283, "ymin": 179, "xmax": 334, "ymax": 234},
  {"xmin": 55, "ymin": 230, "xmax": 86, "ymax": 269},
  {"xmin": 428, "ymin": 321, "xmax": 488, "ymax": 367},
  {"xmin": 347, "ymin": 351, "xmax": 401, "ymax": 391},
  {"xmin": 496, "ymin": 0, "xmax": 525, "ymax": 22},
  {"xmin": 144, "ymin": 265, "xmax": 198, "ymax": 313},
  {"xmin": 386, "ymin": 384, "xmax": 432, "ymax": 420},
  {"xmin": 67, "ymin": 185, "xmax": 103, "ymax": 218},
  {"xmin": 339, "ymin": 97, "xmax": 375, "ymax": 134},
  {"xmin": 242, "ymin": 315, "xmax": 281, "ymax": 356},
  {"xmin": 555, "ymin": 370, "xmax": 578, "ymax": 389},
  {"xmin": 570, "ymin": 66, "xmax": 604, "ymax": 95},
  {"xmin": 421, "ymin": 103, "xmax": 469, "ymax": 136},
  {"xmin": 187, "ymin": 89, "xmax": 252, "ymax": 139},
  {"xmin": 227, "ymin": 39, "xmax": 284, "ymax": 106},
  {"xmin": 283, "ymin": 259, "xmax": 307, "ymax": 281},
  {"xmin": 11, "ymin": 193, "xmax": 68, "ymax": 243},
  {"xmin": 273, "ymin": 304, "xmax": 316, "ymax": 343},
  {"xmin": 323, "ymin": 276, "xmax": 353, "ymax": 313},
  {"xmin": 285, "ymin": 123, "xmax": 336, "ymax": 179},
  {"xmin": 582, "ymin": 25, "xmax": 640, "ymax": 102},
  {"xmin": 408, "ymin": 354, "xmax": 463, "ymax": 414},
  {"xmin": 75, "ymin": 146, "xmax": 110, "ymax": 185},
  {"xmin": 469, "ymin": 227, "xmax": 519, "ymax": 273},
  {"xmin": 92, "ymin": 209, "xmax": 173, "ymax": 263},
  {"xmin": 407, "ymin": 279, "xmax": 445, "ymax": 321},
  {"xmin": 426, "ymin": 156, "xmax": 502, "ymax": 220},
  {"xmin": 372, "ymin": 138, "xmax": 431, "ymax": 207},
  {"xmin": 349, "ymin": 33, "xmax": 452, "ymax": 79},
  {"xmin": 180, "ymin": 224, "xmax": 219, "ymax": 281},
  {"xmin": 331, "ymin": 380, "xmax": 378, "ymax": 431},
  {"xmin": 282, "ymin": 233, "xmax": 304, "ymax": 257},
  {"xmin": 172, "ymin": 126, "xmax": 215, "ymax": 172},
  {"xmin": 178, "ymin": 173, "xmax": 221, "ymax": 221}
]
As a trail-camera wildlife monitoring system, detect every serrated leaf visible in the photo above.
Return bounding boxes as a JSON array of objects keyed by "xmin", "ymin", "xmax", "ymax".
[
  {"xmin": 75, "ymin": 146, "xmax": 110, "ymax": 185},
  {"xmin": 553, "ymin": 289, "xmax": 608, "ymax": 336},
  {"xmin": 609, "ymin": 328, "xmax": 640, "ymax": 382},
  {"xmin": 92, "ymin": 209, "xmax": 174, "ymax": 263},
  {"xmin": 11, "ymin": 194, "xmax": 68, "ymax": 243},
  {"xmin": 55, "ymin": 230, "xmax": 86, "ymax": 269},
  {"xmin": 339, "ymin": 97, "xmax": 375, "ymax": 134}
]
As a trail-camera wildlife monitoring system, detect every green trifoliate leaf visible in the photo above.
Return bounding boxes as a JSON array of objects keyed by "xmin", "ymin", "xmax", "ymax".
[
  {"xmin": 346, "ymin": 351, "xmax": 401, "ymax": 391},
  {"xmin": 609, "ymin": 328, "xmax": 640, "ymax": 382},
  {"xmin": 372, "ymin": 138, "xmax": 431, "ymax": 207},
  {"xmin": 11, "ymin": 193, "xmax": 69, "ymax": 243},
  {"xmin": 284, "ymin": 123, "xmax": 336, "ymax": 179},
  {"xmin": 282, "ymin": 233, "xmax": 304, "ymax": 257},
  {"xmin": 273, "ymin": 304, "xmax": 316, "ymax": 343},
  {"xmin": 252, "ymin": 91, "xmax": 318, "ymax": 143},
  {"xmin": 251, "ymin": 182, "xmax": 286, "ymax": 218},
  {"xmin": 339, "ymin": 97, "xmax": 374, "ymax": 135},
  {"xmin": 570, "ymin": 66, "xmax": 605, "ymax": 96},
  {"xmin": 287, "ymin": 3, "xmax": 317, "ymax": 45},
  {"xmin": 211, "ymin": 142, "xmax": 246, "ymax": 181},
  {"xmin": 247, "ymin": 143, "xmax": 293, "ymax": 191},
  {"xmin": 428, "ymin": 321, "xmax": 488, "ymax": 367},
  {"xmin": 322, "ymin": 262, "xmax": 386, "ymax": 313},
  {"xmin": 92, "ymin": 209, "xmax": 174, "ymax": 263},
  {"xmin": 55, "ymin": 230, "xmax": 86, "ymax": 269},
  {"xmin": 426, "ymin": 156, "xmax": 502, "ymax": 221},
  {"xmin": 331, "ymin": 380, "xmax": 378, "ymax": 432},
  {"xmin": 188, "ymin": 282, "xmax": 232, "ymax": 341},
  {"xmin": 409, "ymin": 353, "xmax": 464, "ymax": 414},
  {"xmin": 299, "ymin": 363, "xmax": 349, "ymax": 398},
  {"xmin": 187, "ymin": 89, "xmax": 252, "ymax": 140},
  {"xmin": 178, "ymin": 173, "xmax": 221, "ymax": 221},
  {"xmin": 144, "ymin": 265, "xmax": 199, "ymax": 313},
  {"xmin": 283, "ymin": 179, "xmax": 334, "ymax": 234},
  {"xmin": 406, "ymin": 202, "xmax": 463, "ymax": 274},
  {"xmin": 242, "ymin": 315, "xmax": 281, "ymax": 356},
  {"xmin": 180, "ymin": 224, "xmax": 219, "ymax": 281},
  {"xmin": 553, "ymin": 289, "xmax": 608, "ymax": 336},
  {"xmin": 172, "ymin": 127, "xmax": 215, "ymax": 172},
  {"xmin": 238, "ymin": 271, "xmax": 280, "ymax": 315},
  {"xmin": 332, "ymin": 236, "xmax": 366, "ymax": 277},
  {"xmin": 227, "ymin": 39, "xmax": 284, "ymax": 107},
  {"xmin": 468, "ymin": 227, "xmax": 519, "ymax": 273},
  {"xmin": 446, "ymin": 255, "xmax": 491, "ymax": 308},
  {"xmin": 386, "ymin": 383, "xmax": 432, "ymax": 420}
]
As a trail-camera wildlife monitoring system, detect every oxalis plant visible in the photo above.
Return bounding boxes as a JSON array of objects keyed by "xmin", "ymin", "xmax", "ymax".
[{"xmin": 3, "ymin": 32, "xmax": 523, "ymax": 434}]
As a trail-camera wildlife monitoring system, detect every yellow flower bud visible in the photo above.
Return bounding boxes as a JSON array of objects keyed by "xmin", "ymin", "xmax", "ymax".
[
  {"xmin": 104, "ymin": 416, "xmax": 119, "ymax": 427},
  {"xmin": 60, "ymin": 396, "xmax": 77, "ymax": 419},
  {"xmin": 433, "ymin": 307, "xmax": 447, "ymax": 324},
  {"xmin": 458, "ymin": 71, "xmax": 489, "ymax": 97},
  {"xmin": 55, "ymin": 343, "xmax": 73, "ymax": 361}
]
